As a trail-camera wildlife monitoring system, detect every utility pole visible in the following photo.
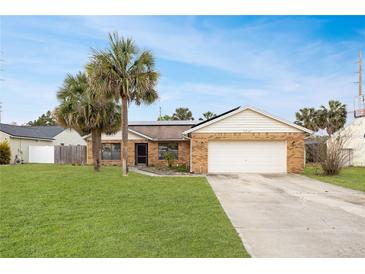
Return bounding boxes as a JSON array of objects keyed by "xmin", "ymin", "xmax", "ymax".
[
  {"xmin": 158, "ymin": 98, "xmax": 162, "ymax": 118},
  {"xmin": 359, "ymin": 50, "xmax": 362, "ymax": 96}
]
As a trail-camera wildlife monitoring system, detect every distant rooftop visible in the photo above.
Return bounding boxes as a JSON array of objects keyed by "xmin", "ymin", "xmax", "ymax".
[
  {"xmin": 128, "ymin": 120, "xmax": 197, "ymax": 126},
  {"xmin": 0, "ymin": 123, "xmax": 64, "ymax": 140}
]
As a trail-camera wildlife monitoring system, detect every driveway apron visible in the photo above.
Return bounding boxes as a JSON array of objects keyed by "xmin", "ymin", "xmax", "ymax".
[{"xmin": 207, "ymin": 173, "xmax": 365, "ymax": 257}]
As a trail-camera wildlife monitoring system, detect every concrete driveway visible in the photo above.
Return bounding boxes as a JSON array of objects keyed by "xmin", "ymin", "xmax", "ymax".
[{"xmin": 207, "ymin": 173, "xmax": 365, "ymax": 257}]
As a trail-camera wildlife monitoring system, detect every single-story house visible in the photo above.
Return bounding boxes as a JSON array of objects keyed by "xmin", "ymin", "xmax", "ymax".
[
  {"xmin": 86, "ymin": 106, "xmax": 312, "ymax": 174},
  {"xmin": 0, "ymin": 123, "xmax": 86, "ymax": 163}
]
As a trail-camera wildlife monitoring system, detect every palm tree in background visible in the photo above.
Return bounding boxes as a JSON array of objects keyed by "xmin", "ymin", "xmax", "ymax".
[
  {"xmin": 55, "ymin": 72, "xmax": 121, "ymax": 171},
  {"xmin": 89, "ymin": 32, "xmax": 159, "ymax": 176},
  {"xmin": 172, "ymin": 107, "xmax": 194, "ymax": 120},
  {"xmin": 199, "ymin": 111, "xmax": 216, "ymax": 121},
  {"xmin": 317, "ymin": 100, "xmax": 347, "ymax": 137},
  {"xmin": 294, "ymin": 107, "xmax": 319, "ymax": 132},
  {"xmin": 157, "ymin": 114, "xmax": 172, "ymax": 121}
]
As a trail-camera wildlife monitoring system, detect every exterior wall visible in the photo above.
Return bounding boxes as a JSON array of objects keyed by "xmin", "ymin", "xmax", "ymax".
[
  {"xmin": 86, "ymin": 139, "xmax": 190, "ymax": 167},
  {"xmin": 196, "ymin": 109, "xmax": 301, "ymax": 133},
  {"xmin": 8, "ymin": 137, "xmax": 53, "ymax": 163},
  {"xmin": 340, "ymin": 117, "xmax": 365, "ymax": 166},
  {"xmin": 191, "ymin": 132, "xmax": 305, "ymax": 174},
  {"xmin": 101, "ymin": 131, "xmax": 144, "ymax": 141},
  {"xmin": 53, "ymin": 129, "xmax": 86, "ymax": 146},
  {"xmin": 0, "ymin": 131, "xmax": 12, "ymax": 161},
  {"xmin": 1, "ymin": 131, "xmax": 55, "ymax": 163}
]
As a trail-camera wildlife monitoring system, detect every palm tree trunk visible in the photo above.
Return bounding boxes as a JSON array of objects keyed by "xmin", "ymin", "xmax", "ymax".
[
  {"xmin": 121, "ymin": 96, "xmax": 128, "ymax": 176},
  {"xmin": 91, "ymin": 128, "xmax": 101, "ymax": 172}
]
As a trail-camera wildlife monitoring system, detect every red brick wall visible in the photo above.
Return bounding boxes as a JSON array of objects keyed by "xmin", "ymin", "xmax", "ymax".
[{"xmin": 87, "ymin": 139, "xmax": 190, "ymax": 167}]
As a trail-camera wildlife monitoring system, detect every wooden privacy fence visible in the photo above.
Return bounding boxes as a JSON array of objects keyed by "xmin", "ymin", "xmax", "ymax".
[{"xmin": 54, "ymin": 145, "xmax": 87, "ymax": 165}]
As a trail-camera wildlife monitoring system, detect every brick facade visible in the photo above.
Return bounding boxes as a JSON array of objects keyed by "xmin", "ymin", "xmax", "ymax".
[
  {"xmin": 86, "ymin": 132, "xmax": 305, "ymax": 174},
  {"xmin": 190, "ymin": 132, "xmax": 305, "ymax": 174},
  {"xmin": 87, "ymin": 139, "xmax": 190, "ymax": 167}
]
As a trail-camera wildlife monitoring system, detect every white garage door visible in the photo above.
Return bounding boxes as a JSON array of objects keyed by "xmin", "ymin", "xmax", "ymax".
[
  {"xmin": 208, "ymin": 141, "xmax": 287, "ymax": 173},
  {"xmin": 29, "ymin": 146, "xmax": 54, "ymax": 163}
]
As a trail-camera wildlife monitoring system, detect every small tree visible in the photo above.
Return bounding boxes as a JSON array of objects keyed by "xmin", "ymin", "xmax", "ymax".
[
  {"xmin": 27, "ymin": 110, "xmax": 57, "ymax": 126},
  {"xmin": 164, "ymin": 151, "xmax": 176, "ymax": 168},
  {"xmin": 315, "ymin": 132, "xmax": 351, "ymax": 175},
  {"xmin": 0, "ymin": 140, "xmax": 11, "ymax": 165}
]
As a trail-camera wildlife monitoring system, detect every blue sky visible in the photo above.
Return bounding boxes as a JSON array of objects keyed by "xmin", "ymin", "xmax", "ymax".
[{"xmin": 0, "ymin": 16, "xmax": 364, "ymax": 124}]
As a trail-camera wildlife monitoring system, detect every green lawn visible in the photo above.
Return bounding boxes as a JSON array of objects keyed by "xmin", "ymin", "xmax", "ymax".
[
  {"xmin": 0, "ymin": 164, "xmax": 248, "ymax": 258},
  {"xmin": 304, "ymin": 165, "xmax": 365, "ymax": 192}
]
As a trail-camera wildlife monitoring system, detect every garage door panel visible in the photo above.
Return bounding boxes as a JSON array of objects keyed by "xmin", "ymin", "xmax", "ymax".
[{"xmin": 208, "ymin": 141, "xmax": 287, "ymax": 173}]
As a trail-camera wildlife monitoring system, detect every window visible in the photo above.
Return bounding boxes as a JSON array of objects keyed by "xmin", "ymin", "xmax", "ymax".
[
  {"xmin": 158, "ymin": 143, "xmax": 178, "ymax": 160},
  {"xmin": 102, "ymin": 143, "xmax": 121, "ymax": 160}
]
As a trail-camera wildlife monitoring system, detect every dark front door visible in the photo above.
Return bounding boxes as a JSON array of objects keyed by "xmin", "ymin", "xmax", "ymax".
[{"xmin": 135, "ymin": 143, "xmax": 148, "ymax": 165}]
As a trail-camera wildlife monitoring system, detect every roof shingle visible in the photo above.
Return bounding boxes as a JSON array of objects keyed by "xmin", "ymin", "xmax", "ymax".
[{"xmin": 0, "ymin": 123, "xmax": 64, "ymax": 140}]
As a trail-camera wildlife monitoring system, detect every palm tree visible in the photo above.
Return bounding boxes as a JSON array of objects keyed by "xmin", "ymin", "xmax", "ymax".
[
  {"xmin": 55, "ymin": 72, "xmax": 121, "ymax": 171},
  {"xmin": 89, "ymin": 32, "xmax": 159, "ymax": 176},
  {"xmin": 172, "ymin": 107, "xmax": 194, "ymax": 120},
  {"xmin": 157, "ymin": 114, "xmax": 172, "ymax": 121},
  {"xmin": 317, "ymin": 100, "xmax": 347, "ymax": 137},
  {"xmin": 294, "ymin": 107, "xmax": 319, "ymax": 132},
  {"xmin": 199, "ymin": 111, "xmax": 216, "ymax": 121}
]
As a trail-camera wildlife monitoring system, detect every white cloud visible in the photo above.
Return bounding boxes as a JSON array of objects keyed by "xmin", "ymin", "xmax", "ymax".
[{"xmin": 2, "ymin": 16, "xmax": 363, "ymax": 124}]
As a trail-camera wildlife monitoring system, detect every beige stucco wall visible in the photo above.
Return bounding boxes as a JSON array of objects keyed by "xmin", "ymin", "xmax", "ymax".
[
  {"xmin": 0, "ymin": 131, "xmax": 10, "ymax": 142},
  {"xmin": 8, "ymin": 137, "xmax": 52, "ymax": 163},
  {"xmin": 53, "ymin": 129, "xmax": 86, "ymax": 146}
]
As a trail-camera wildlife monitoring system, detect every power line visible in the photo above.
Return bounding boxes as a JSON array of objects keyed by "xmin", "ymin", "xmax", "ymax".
[{"xmin": 359, "ymin": 50, "xmax": 362, "ymax": 96}]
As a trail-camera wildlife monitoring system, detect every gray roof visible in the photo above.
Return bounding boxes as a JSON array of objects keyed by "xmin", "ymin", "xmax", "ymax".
[
  {"xmin": 129, "ymin": 120, "xmax": 197, "ymax": 126},
  {"xmin": 129, "ymin": 125, "xmax": 193, "ymax": 140},
  {"xmin": 0, "ymin": 123, "xmax": 64, "ymax": 140}
]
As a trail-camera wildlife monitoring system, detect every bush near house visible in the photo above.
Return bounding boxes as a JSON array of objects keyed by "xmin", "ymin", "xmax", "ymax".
[
  {"xmin": 164, "ymin": 151, "xmax": 176, "ymax": 168},
  {"xmin": 0, "ymin": 140, "xmax": 11, "ymax": 165}
]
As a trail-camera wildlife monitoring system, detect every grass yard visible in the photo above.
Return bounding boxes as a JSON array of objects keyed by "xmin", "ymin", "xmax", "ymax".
[
  {"xmin": 0, "ymin": 164, "xmax": 248, "ymax": 258},
  {"xmin": 304, "ymin": 165, "xmax": 365, "ymax": 192}
]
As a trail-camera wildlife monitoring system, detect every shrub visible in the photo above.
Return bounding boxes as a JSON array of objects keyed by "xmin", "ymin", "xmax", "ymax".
[
  {"xmin": 0, "ymin": 140, "xmax": 11, "ymax": 165},
  {"xmin": 174, "ymin": 164, "xmax": 189, "ymax": 173},
  {"xmin": 314, "ymin": 133, "xmax": 350, "ymax": 176},
  {"xmin": 164, "ymin": 151, "xmax": 176, "ymax": 168}
]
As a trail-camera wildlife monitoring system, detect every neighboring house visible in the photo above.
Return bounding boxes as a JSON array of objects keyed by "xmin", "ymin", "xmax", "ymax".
[
  {"xmin": 0, "ymin": 123, "xmax": 86, "ymax": 163},
  {"xmin": 86, "ymin": 106, "xmax": 312, "ymax": 174},
  {"xmin": 338, "ymin": 117, "xmax": 365, "ymax": 166}
]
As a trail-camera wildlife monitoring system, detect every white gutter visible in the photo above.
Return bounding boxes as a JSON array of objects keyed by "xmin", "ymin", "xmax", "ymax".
[
  {"xmin": 182, "ymin": 133, "xmax": 193, "ymax": 173},
  {"xmin": 10, "ymin": 136, "xmax": 54, "ymax": 142}
]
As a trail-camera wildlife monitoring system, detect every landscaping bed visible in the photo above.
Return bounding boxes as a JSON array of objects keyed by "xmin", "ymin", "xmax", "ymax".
[{"xmin": 137, "ymin": 165, "xmax": 191, "ymax": 175}]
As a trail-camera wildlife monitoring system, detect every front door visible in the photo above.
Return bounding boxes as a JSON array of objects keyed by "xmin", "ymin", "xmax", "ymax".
[{"xmin": 135, "ymin": 143, "xmax": 148, "ymax": 165}]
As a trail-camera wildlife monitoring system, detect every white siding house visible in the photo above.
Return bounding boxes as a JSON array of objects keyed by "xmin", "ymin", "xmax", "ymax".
[
  {"xmin": 53, "ymin": 128, "xmax": 86, "ymax": 145},
  {"xmin": 0, "ymin": 124, "xmax": 86, "ymax": 163},
  {"xmin": 340, "ymin": 117, "xmax": 365, "ymax": 166}
]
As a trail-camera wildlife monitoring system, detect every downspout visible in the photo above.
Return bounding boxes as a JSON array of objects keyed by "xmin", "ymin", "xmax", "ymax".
[{"xmin": 183, "ymin": 133, "xmax": 193, "ymax": 173}]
